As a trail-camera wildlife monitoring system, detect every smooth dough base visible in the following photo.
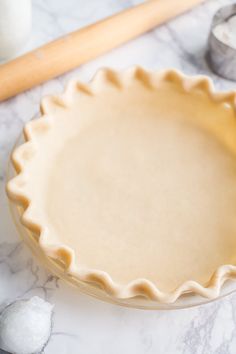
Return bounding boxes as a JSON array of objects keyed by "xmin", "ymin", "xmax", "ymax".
[{"xmin": 46, "ymin": 113, "xmax": 236, "ymax": 292}]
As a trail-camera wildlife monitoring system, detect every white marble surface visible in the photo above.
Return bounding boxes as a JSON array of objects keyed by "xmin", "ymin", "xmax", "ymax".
[{"xmin": 1, "ymin": 0, "xmax": 236, "ymax": 353}]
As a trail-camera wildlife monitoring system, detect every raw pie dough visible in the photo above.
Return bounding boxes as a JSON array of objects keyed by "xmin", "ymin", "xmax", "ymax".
[{"xmin": 7, "ymin": 69, "xmax": 236, "ymax": 302}]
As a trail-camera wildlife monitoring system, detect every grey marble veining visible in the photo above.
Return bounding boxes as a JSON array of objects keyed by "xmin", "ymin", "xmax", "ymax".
[{"xmin": 1, "ymin": 0, "xmax": 236, "ymax": 353}]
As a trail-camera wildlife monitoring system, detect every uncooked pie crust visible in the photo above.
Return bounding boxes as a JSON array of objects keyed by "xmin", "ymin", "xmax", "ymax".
[{"xmin": 7, "ymin": 68, "xmax": 236, "ymax": 303}]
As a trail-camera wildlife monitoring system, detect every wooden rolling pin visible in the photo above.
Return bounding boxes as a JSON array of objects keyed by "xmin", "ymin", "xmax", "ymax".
[{"xmin": 0, "ymin": 0, "xmax": 205, "ymax": 101}]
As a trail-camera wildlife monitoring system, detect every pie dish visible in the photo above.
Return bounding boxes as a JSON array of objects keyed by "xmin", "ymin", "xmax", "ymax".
[{"xmin": 7, "ymin": 67, "xmax": 236, "ymax": 304}]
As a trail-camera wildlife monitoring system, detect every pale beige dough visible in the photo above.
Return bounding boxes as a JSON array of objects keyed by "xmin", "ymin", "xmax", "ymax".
[{"xmin": 43, "ymin": 81, "xmax": 236, "ymax": 292}]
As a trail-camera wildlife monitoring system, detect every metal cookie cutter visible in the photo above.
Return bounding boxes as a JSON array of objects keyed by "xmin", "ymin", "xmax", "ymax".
[{"xmin": 208, "ymin": 4, "xmax": 236, "ymax": 81}]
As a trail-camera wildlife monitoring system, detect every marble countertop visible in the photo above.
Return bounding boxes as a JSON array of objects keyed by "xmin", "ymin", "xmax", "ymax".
[{"xmin": 1, "ymin": 0, "xmax": 236, "ymax": 353}]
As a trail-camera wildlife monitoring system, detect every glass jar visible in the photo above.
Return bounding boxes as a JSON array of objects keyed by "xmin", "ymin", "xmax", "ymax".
[{"xmin": 0, "ymin": 0, "xmax": 31, "ymax": 60}]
